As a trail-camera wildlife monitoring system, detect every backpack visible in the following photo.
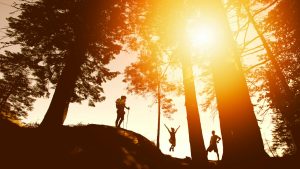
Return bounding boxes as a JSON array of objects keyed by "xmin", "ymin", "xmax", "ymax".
[{"xmin": 115, "ymin": 98, "xmax": 122, "ymax": 109}]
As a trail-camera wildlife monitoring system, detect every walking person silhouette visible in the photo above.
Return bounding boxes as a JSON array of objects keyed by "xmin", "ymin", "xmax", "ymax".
[
  {"xmin": 164, "ymin": 124, "xmax": 180, "ymax": 152},
  {"xmin": 206, "ymin": 130, "xmax": 221, "ymax": 160},
  {"xmin": 115, "ymin": 95, "xmax": 130, "ymax": 128}
]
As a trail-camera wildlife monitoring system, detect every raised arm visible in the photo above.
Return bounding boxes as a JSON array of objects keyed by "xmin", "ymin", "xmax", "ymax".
[{"xmin": 175, "ymin": 125, "xmax": 180, "ymax": 133}]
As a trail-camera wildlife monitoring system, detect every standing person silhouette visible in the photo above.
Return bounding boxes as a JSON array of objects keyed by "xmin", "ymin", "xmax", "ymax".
[
  {"xmin": 164, "ymin": 124, "xmax": 180, "ymax": 152},
  {"xmin": 206, "ymin": 130, "xmax": 221, "ymax": 161},
  {"xmin": 115, "ymin": 95, "xmax": 130, "ymax": 128}
]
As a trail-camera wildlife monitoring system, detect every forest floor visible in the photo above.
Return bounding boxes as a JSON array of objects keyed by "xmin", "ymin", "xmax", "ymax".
[{"xmin": 0, "ymin": 118, "xmax": 298, "ymax": 169}]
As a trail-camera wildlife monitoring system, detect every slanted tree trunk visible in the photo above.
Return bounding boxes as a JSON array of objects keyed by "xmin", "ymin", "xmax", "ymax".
[
  {"xmin": 181, "ymin": 54, "xmax": 207, "ymax": 167},
  {"xmin": 40, "ymin": 35, "xmax": 86, "ymax": 127}
]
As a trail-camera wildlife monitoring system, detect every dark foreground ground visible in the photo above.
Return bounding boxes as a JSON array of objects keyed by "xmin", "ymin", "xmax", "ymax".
[{"xmin": 0, "ymin": 118, "xmax": 298, "ymax": 169}]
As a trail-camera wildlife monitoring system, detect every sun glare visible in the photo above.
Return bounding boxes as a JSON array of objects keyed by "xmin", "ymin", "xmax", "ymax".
[{"xmin": 186, "ymin": 19, "xmax": 216, "ymax": 48}]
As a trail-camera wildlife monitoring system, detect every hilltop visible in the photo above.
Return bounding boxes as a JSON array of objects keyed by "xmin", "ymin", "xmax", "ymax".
[
  {"xmin": 0, "ymin": 118, "xmax": 298, "ymax": 169},
  {"xmin": 0, "ymin": 118, "xmax": 189, "ymax": 169}
]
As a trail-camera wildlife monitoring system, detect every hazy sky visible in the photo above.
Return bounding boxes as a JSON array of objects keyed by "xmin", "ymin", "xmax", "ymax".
[{"xmin": 0, "ymin": 0, "xmax": 277, "ymax": 160}]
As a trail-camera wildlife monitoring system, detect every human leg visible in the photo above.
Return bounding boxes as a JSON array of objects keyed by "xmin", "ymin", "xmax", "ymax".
[
  {"xmin": 117, "ymin": 114, "xmax": 124, "ymax": 127},
  {"xmin": 115, "ymin": 114, "xmax": 120, "ymax": 127},
  {"xmin": 214, "ymin": 147, "xmax": 219, "ymax": 161}
]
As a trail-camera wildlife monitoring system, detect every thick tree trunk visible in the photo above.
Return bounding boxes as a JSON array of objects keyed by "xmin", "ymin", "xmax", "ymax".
[
  {"xmin": 40, "ymin": 40, "xmax": 86, "ymax": 127},
  {"xmin": 187, "ymin": 0, "xmax": 268, "ymax": 163},
  {"xmin": 181, "ymin": 55, "xmax": 207, "ymax": 167},
  {"xmin": 212, "ymin": 60, "xmax": 267, "ymax": 163}
]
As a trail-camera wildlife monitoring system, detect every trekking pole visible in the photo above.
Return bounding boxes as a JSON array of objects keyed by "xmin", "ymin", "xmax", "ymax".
[{"xmin": 126, "ymin": 109, "xmax": 130, "ymax": 129}]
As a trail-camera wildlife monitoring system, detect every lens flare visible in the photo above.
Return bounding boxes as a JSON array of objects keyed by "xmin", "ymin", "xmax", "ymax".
[{"xmin": 186, "ymin": 19, "xmax": 216, "ymax": 48}]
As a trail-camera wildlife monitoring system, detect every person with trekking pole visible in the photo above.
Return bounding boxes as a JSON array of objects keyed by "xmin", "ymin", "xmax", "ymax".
[{"xmin": 115, "ymin": 95, "xmax": 130, "ymax": 128}]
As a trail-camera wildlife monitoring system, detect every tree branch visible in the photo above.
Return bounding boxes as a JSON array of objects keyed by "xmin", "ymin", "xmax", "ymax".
[{"xmin": 244, "ymin": 60, "xmax": 269, "ymax": 73}]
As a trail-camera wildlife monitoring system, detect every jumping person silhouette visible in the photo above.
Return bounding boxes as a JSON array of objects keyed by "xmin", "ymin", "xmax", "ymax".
[
  {"xmin": 206, "ymin": 130, "xmax": 221, "ymax": 160},
  {"xmin": 164, "ymin": 124, "xmax": 180, "ymax": 152},
  {"xmin": 115, "ymin": 95, "xmax": 130, "ymax": 128}
]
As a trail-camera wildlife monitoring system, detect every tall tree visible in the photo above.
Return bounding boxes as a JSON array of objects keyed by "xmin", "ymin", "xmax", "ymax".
[
  {"xmin": 123, "ymin": 42, "xmax": 178, "ymax": 149},
  {"xmin": 262, "ymin": 0, "xmax": 300, "ymax": 155},
  {"xmin": 178, "ymin": 45, "xmax": 208, "ymax": 166},
  {"xmin": 233, "ymin": 0, "xmax": 300, "ymax": 155},
  {"xmin": 188, "ymin": 0, "xmax": 267, "ymax": 163},
  {"xmin": 5, "ymin": 0, "xmax": 143, "ymax": 126},
  {"xmin": 126, "ymin": 0, "xmax": 208, "ymax": 166},
  {"xmin": 225, "ymin": 0, "xmax": 297, "ymax": 156}
]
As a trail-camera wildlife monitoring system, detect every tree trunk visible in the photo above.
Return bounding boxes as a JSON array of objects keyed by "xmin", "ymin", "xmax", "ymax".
[
  {"xmin": 181, "ymin": 55, "xmax": 207, "ymax": 167},
  {"xmin": 156, "ymin": 81, "xmax": 161, "ymax": 149},
  {"xmin": 189, "ymin": 0, "xmax": 268, "ymax": 163},
  {"xmin": 40, "ymin": 39, "xmax": 86, "ymax": 127},
  {"xmin": 212, "ymin": 60, "xmax": 267, "ymax": 163}
]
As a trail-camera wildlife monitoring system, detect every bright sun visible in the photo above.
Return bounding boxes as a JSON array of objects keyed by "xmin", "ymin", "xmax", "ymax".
[{"xmin": 186, "ymin": 19, "xmax": 216, "ymax": 48}]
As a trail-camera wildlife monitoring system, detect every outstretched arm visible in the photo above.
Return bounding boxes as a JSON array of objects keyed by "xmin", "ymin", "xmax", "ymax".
[
  {"xmin": 123, "ymin": 100, "xmax": 129, "ymax": 110},
  {"xmin": 164, "ymin": 124, "xmax": 170, "ymax": 132},
  {"xmin": 175, "ymin": 125, "xmax": 180, "ymax": 133}
]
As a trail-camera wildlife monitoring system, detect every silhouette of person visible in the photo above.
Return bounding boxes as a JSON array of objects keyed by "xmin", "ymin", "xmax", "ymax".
[
  {"xmin": 206, "ymin": 130, "xmax": 221, "ymax": 160},
  {"xmin": 164, "ymin": 124, "xmax": 180, "ymax": 152},
  {"xmin": 115, "ymin": 95, "xmax": 130, "ymax": 128}
]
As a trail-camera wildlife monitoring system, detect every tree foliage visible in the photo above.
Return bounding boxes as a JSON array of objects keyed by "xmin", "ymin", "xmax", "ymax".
[
  {"xmin": 262, "ymin": 0, "xmax": 300, "ymax": 155},
  {"xmin": 123, "ymin": 0, "xmax": 208, "ymax": 165},
  {"xmin": 226, "ymin": 0, "xmax": 300, "ymax": 155},
  {"xmin": 4, "ymin": 0, "xmax": 144, "ymax": 125},
  {"xmin": 123, "ymin": 44, "xmax": 178, "ymax": 117},
  {"xmin": 0, "ymin": 51, "xmax": 47, "ymax": 120},
  {"xmin": 6, "ymin": 0, "xmax": 130, "ymax": 105}
]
